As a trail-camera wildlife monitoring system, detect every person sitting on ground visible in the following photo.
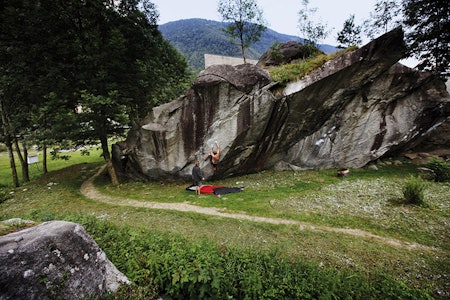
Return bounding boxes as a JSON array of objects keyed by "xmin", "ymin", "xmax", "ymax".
[
  {"xmin": 205, "ymin": 141, "xmax": 220, "ymax": 175},
  {"xmin": 192, "ymin": 160, "xmax": 204, "ymax": 195}
]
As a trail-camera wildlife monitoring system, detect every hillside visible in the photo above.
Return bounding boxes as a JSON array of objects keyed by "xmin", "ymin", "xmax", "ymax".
[{"xmin": 159, "ymin": 18, "xmax": 337, "ymax": 71}]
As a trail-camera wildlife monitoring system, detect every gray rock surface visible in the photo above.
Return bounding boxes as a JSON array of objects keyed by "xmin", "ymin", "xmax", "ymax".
[
  {"xmin": 113, "ymin": 27, "xmax": 450, "ymax": 181},
  {"xmin": 0, "ymin": 220, "xmax": 129, "ymax": 300}
]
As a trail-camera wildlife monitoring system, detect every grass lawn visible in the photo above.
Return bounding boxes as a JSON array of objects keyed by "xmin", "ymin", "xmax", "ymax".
[
  {"xmin": 1, "ymin": 151, "xmax": 449, "ymax": 299},
  {"xmin": 0, "ymin": 147, "xmax": 104, "ymax": 187}
]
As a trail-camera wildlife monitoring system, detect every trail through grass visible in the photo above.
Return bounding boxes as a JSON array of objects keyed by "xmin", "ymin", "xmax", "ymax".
[{"xmin": 1, "ymin": 158, "xmax": 449, "ymax": 298}]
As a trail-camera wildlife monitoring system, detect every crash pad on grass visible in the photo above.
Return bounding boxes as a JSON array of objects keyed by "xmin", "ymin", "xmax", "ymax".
[
  {"xmin": 213, "ymin": 187, "xmax": 243, "ymax": 195},
  {"xmin": 186, "ymin": 185, "xmax": 243, "ymax": 195}
]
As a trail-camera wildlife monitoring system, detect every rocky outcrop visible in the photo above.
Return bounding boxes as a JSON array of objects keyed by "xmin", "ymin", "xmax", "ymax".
[
  {"xmin": 113, "ymin": 27, "xmax": 450, "ymax": 181},
  {"xmin": 0, "ymin": 221, "xmax": 129, "ymax": 300},
  {"xmin": 257, "ymin": 40, "xmax": 320, "ymax": 67}
]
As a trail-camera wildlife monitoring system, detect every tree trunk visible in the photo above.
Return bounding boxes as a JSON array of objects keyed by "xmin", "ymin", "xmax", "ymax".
[
  {"xmin": 238, "ymin": 24, "xmax": 247, "ymax": 64},
  {"xmin": 241, "ymin": 44, "xmax": 247, "ymax": 64},
  {"xmin": 0, "ymin": 99, "xmax": 19, "ymax": 187},
  {"xmin": 100, "ymin": 136, "xmax": 119, "ymax": 186},
  {"xmin": 43, "ymin": 144, "xmax": 48, "ymax": 174},
  {"xmin": 5, "ymin": 137, "xmax": 19, "ymax": 187},
  {"xmin": 14, "ymin": 137, "xmax": 29, "ymax": 182}
]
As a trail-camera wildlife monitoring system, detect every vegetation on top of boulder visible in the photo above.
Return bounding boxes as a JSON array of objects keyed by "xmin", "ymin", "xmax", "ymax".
[{"xmin": 267, "ymin": 46, "xmax": 357, "ymax": 85}]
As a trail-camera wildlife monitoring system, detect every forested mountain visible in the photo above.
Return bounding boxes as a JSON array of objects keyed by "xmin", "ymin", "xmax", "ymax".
[{"xmin": 159, "ymin": 18, "xmax": 337, "ymax": 70}]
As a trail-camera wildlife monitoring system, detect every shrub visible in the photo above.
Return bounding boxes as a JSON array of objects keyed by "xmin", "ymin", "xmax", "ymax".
[
  {"xmin": 426, "ymin": 158, "xmax": 450, "ymax": 182},
  {"xmin": 402, "ymin": 176, "xmax": 427, "ymax": 205}
]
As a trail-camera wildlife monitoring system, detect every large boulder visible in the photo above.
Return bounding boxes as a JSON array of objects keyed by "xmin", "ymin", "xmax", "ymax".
[
  {"xmin": 113, "ymin": 27, "xmax": 450, "ymax": 181},
  {"xmin": 0, "ymin": 221, "xmax": 129, "ymax": 300}
]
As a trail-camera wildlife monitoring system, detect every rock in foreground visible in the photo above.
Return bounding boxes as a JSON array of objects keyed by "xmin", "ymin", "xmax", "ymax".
[{"xmin": 0, "ymin": 220, "xmax": 129, "ymax": 300}]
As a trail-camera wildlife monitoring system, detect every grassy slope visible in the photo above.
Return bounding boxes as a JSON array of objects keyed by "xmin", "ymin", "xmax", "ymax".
[{"xmin": 1, "ymin": 153, "xmax": 449, "ymax": 298}]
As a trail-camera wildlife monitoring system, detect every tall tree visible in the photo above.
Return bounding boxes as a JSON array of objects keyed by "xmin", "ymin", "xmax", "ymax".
[
  {"xmin": 0, "ymin": 0, "xmax": 191, "ymax": 186},
  {"xmin": 0, "ymin": 0, "xmax": 44, "ymax": 185},
  {"xmin": 402, "ymin": 0, "xmax": 450, "ymax": 75},
  {"xmin": 71, "ymin": 0, "xmax": 190, "ymax": 184},
  {"xmin": 298, "ymin": 0, "xmax": 331, "ymax": 46},
  {"xmin": 0, "ymin": 97, "xmax": 19, "ymax": 187},
  {"xmin": 336, "ymin": 15, "xmax": 362, "ymax": 48},
  {"xmin": 218, "ymin": 0, "xmax": 267, "ymax": 63},
  {"xmin": 363, "ymin": 0, "xmax": 402, "ymax": 39}
]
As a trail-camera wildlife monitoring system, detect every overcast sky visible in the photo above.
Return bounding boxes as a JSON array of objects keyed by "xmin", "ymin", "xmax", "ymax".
[{"xmin": 151, "ymin": 0, "xmax": 378, "ymax": 46}]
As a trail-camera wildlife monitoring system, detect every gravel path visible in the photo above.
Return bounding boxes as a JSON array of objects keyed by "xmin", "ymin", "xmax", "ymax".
[{"xmin": 80, "ymin": 165, "xmax": 434, "ymax": 252}]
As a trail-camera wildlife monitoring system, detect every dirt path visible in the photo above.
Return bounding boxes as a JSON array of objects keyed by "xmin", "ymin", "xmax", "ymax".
[{"xmin": 80, "ymin": 165, "xmax": 434, "ymax": 252}]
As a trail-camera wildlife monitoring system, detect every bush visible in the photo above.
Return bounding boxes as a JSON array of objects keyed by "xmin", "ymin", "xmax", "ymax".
[
  {"xmin": 402, "ymin": 176, "xmax": 427, "ymax": 205},
  {"xmin": 426, "ymin": 158, "xmax": 450, "ymax": 182}
]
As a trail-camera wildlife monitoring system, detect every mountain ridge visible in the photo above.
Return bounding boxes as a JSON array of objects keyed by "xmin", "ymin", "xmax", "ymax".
[{"xmin": 159, "ymin": 18, "xmax": 337, "ymax": 70}]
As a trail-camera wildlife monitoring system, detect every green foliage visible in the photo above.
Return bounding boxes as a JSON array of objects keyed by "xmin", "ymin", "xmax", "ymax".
[
  {"xmin": 0, "ymin": 0, "xmax": 192, "ymax": 185},
  {"xmin": 78, "ymin": 91, "xmax": 128, "ymax": 144},
  {"xmin": 402, "ymin": 0, "xmax": 450, "ymax": 74},
  {"xmin": 0, "ymin": 147, "xmax": 103, "ymax": 187},
  {"xmin": 337, "ymin": 14, "xmax": 362, "ymax": 48},
  {"xmin": 0, "ymin": 187, "xmax": 10, "ymax": 204},
  {"xmin": 402, "ymin": 176, "xmax": 427, "ymax": 205},
  {"xmin": 1, "ymin": 158, "xmax": 447, "ymax": 298},
  {"xmin": 268, "ymin": 43, "xmax": 283, "ymax": 64},
  {"xmin": 426, "ymin": 158, "xmax": 450, "ymax": 182},
  {"xmin": 71, "ymin": 215, "xmax": 432, "ymax": 300},
  {"xmin": 269, "ymin": 47, "xmax": 355, "ymax": 85}
]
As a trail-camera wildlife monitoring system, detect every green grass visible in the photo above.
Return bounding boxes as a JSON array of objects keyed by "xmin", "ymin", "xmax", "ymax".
[
  {"xmin": 268, "ymin": 46, "xmax": 358, "ymax": 85},
  {"xmin": 1, "ymin": 152, "xmax": 449, "ymax": 299},
  {"xmin": 0, "ymin": 147, "xmax": 104, "ymax": 187}
]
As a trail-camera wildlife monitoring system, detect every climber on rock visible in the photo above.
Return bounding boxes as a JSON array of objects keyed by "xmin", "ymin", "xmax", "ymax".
[{"xmin": 205, "ymin": 141, "xmax": 220, "ymax": 175}]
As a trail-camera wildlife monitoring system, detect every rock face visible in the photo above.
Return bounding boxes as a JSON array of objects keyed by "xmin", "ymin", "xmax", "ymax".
[
  {"xmin": 113, "ymin": 27, "xmax": 450, "ymax": 181},
  {"xmin": 0, "ymin": 221, "xmax": 129, "ymax": 300}
]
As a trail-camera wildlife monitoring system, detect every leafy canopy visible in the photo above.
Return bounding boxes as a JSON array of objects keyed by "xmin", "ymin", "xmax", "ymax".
[
  {"xmin": 402, "ymin": 0, "xmax": 450, "ymax": 75},
  {"xmin": 337, "ymin": 15, "xmax": 362, "ymax": 48},
  {"xmin": 0, "ymin": 0, "xmax": 192, "ymax": 185}
]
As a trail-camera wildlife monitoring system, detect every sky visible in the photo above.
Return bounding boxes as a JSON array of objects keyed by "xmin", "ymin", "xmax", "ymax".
[{"xmin": 151, "ymin": 0, "xmax": 378, "ymax": 46}]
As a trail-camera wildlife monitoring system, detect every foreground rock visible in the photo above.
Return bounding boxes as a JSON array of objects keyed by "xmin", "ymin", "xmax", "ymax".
[
  {"xmin": 0, "ymin": 221, "xmax": 129, "ymax": 300},
  {"xmin": 113, "ymin": 27, "xmax": 450, "ymax": 181}
]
